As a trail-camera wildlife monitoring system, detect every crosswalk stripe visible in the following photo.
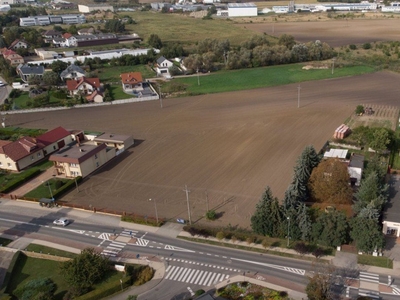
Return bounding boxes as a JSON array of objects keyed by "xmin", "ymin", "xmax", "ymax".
[
  {"xmin": 108, "ymin": 246, "xmax": 123, "ymax": 250},
  {"xmin": 393, "ymin": 287, "xmax": 400, "ymax": 295},
  {"xmin": 177, "ymin": 268, "xmax": 190, "ymax": 282},
  {"xmin": 111, "ymin": 241, "xmax": 126, "ymax": 246},
  {"xmin": 166, "ymin": 265, "xmax": 172, "ymax": 272},
  {"xmin": 185, "ymin": 269, "xmax": 197, "ymax": 283},
  {"xmin": 193, "ymin": 270, "xmax": 205, "ymax": 285},
  {"xmin": 206, "ymin": 272, "xmax": 217, "ymax": 286},
  {"xmin": 199, "ymin": 271, "xmax": 210, "ymax": 286},
  {"xmin": 167, "ymin": 266, "xmax": 180, "ymax": 280}
]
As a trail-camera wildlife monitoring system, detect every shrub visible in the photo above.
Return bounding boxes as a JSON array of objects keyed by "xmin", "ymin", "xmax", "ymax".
[
  {"xmin": 349, "ymin": 44, "xmax": 357, "ymax": 50},
  {"xmin": 205, "ymin": 210, "xmax": 217, "ymax": 220},
  {"xmin": 134, "ymin": 266, "xmax": 154, "ymax": 286},
  {"xmin": 1, "ymin": 169, "xmax": 41, "ymax": 193},
  {"xmin": 195, "ymin": 289, "xmax": 205, "ymax": 296},
  {"xmin": 216, "ymin": 231, "xmax": 225, "ymax": 241},
  {"xmin": 362, "ymin": 43, "xmax": 372, "ymax": 50},
  {"xmin": 294, "ymin": 242, "xmax": 309, "ymax": 256}
]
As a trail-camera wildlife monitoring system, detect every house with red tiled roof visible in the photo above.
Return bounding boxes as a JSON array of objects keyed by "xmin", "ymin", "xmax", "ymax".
[
  {"xmin": 36, "ymin": 126, "xmax": 74, "ymax": 155},
  {"xmin": 3, "ymin": 52, "xmax": 24, "ymax": 66},
  {"xmin": 120, "ymin": 72, "xmax": 143, "ymax": 93},
  {"xmin": 0, "ymin": 137, "xmax": 45, "ymax": 171},
  {"xmin": 66, "ymin": 77, "xmax": 103, "ymax": 102},
  {"xmin": 8, "ymin": 39, "xmax": 29, "ymax": 50}
]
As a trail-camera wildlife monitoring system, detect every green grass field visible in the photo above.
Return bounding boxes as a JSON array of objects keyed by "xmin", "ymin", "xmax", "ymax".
[
  {"xmin": 24, "ymin": 178, "xmax": 71, "ymax": 199},
  {"xmin": 110, "ymin": 85, "xmax": 134, "ymax": 100},
  {"xmin": 25, "ymin": 244, "xmax": 78, "ymax": 259},
  {"xmin": 167, "ymin": 64, "xmax": 376, "ymax": 95},
  {"xmin": 123, "ymin": 11, "xmax": 256, "ymax": 46},
  {"xmin": 96, "ymin": 64, "xmax": 155, "ymax": 82},
  {"xmin": 358, "ymin": 254, "xmax": 393, "ymax": 268}
]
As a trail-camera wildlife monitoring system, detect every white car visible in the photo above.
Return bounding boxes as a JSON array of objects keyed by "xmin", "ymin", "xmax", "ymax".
[
  {"xmin": 0, "ymin": 81, "xmax": 4, "ymax": 87},
  {"xmin": 53, "ymin": 217, "xmax": 70, "ymax": 227}
]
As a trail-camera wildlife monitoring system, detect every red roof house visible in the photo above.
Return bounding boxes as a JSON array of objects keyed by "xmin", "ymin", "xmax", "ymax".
[{"xmin": 120, "ymin": 72, "xmax": 143, "ymax": 92}]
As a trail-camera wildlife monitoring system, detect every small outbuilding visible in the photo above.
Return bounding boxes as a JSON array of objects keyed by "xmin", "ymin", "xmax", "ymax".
[{"xmin": 227, "ymin": 3, "xmax": 257, "ymax": 17}]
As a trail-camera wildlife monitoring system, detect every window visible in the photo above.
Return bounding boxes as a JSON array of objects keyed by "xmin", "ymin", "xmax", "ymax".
[
  {"xmin": 7, "ymin": 163, "xmax": 11, "ymax": 167},
  {"xmin": 37, "ymin": 153, "xmax": 41, "ymax": 158},
  {"xmin": 53, "ymin": 145, "xmax": 56, "ymax": 150},
  {"xmin": 94, "ymin": 154, "xmax": 98, "ymax": 159},
  {"xmin": 70, "ymin": 163, "xmax": 78, "ymax": 167},
  {"xmin": 5, "ymin": 155, "xmax": 8, "ymax": 158},
  {"xmin": 96, "ymin": 162, "xmax": 99, "ymax": 167},
  {"xmin": 0, "ymin": 162, "xmax": 2, "ymax": 166},
  {"xmin": 31, "ymin": 155, "xmax": 34, "ymax": 160}
]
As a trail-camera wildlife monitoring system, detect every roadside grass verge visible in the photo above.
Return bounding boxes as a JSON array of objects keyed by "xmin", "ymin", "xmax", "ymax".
[
  {"xmin": 0, "ymin": 237, "xmax": 12, "ymax": 246},
  {"xmin": 358, "ymin": 254, "xmax": 393, "ymax": 269},
  {"xmin": 24, "ymin": 177, "xmax": 72, "ymax": 199},
  {"xmin": 168, "ymin": 64, "xmax": 376, "ymax": 96},
  {"xmin": 25, "ymin": 244, "xmax": 78, "ymax": 259}
]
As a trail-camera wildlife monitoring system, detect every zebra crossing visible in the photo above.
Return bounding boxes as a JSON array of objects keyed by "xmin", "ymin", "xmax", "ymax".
[
  {"xmin": 101, "ymin": 241, "xmax": 126, "ymax": 257},
  {"xmin": 359, "ymin": 272, "xmax": 379, "ymax": 284},
  {"xmin": 358, "ymin": 289, "xmax": 380, "ymax": 299},
  {"xmin": 393, "ymin": 287, "xmax": 400, "ymax": 295},
  {"xmin": 98, "ymin": 232, "xmax": 112, "ymax": 240},
  {"xmin": 161, "ymin": 257, "xmax": 241, "ymax": 272},
  {"xmin": 165, "ymin": 265, "xmax": 230, "ymax": 287},
  {"xmin": 120, "ymin": 229, "xmax": 139, "ymax": 237}
]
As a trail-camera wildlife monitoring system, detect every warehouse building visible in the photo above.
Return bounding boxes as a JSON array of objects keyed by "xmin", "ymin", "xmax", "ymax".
[
  {"xmin": 227, "ymin": 3, "xmax": 257, "ymax": 17},
  {"xmin": 20, "ymin": 14, "xmax": 86, "ymax": 26},
  {"xmin": 78, "ymin": 4, "xmax": 114, "ymax": 13}
]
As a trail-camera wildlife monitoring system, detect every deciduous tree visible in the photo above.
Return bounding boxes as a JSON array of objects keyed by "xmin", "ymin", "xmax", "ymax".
[
  {"xmin": 148, "ymin": 34, "xmax": 162, "ymax": 49},
  {"xmin": 309, "ymin": 158, "xmax": 353, "ymax": 205}
]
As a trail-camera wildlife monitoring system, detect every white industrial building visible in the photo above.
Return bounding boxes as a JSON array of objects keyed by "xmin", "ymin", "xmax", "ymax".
[
  {"xmin": 382, "ymin": 2, "xmax": 400, "ymax": 12},
  {"xmin": 0, "ymin": 4, "xmax": 10, "ymax": 11},
  {"xmin": 78, "ymin": 4, "xmax": 114, "ymax": 13},
  {"xmin": 227, "ymin": 3, "xmax": 258, "ymax": 17},
  {"xmin": 20, "ymin": 14, "xmax": 86, "ymax": 26}
]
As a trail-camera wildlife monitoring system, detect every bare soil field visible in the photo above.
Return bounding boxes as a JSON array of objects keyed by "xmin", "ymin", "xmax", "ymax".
[
  {"xmin": 244, "ymin": 18, "xmax": 400, "ymax": 47},
  {"xmin": 9, "ymin": 71, "xmax": 400, "ymax": 228}
]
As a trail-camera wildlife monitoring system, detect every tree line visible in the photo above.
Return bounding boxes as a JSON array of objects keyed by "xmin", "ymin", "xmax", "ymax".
[{"xmin": 251, "ymin": 141, "xmax": 388, "ymax": 253}]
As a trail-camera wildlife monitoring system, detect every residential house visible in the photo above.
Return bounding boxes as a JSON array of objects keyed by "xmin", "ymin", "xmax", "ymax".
[
  {"xmin": 49, "ymin": 143, "xmax": 115, "ymax": 178},
  {"xmin": 0, "ymin": 137, "xmax": 45, "ymax": 171},
  {"xmin": 42, "ymin": 30, "xmax": 62, "ymax": 43},
  {"xmin": 36, "ymin": 126, "xmax": 73, "ymax": 156},
  {"xmin": 8, "ymin": 39, "xmax": 29, "ymax": 50},
  {"xmin": 16, "ymin": 64, "xmax": 45, "ymax": 83},
  {"xmin": 66, "ymin": 77, "xmax": 103, "ymax": 102},
  {"xmin": 2, "ymin": 50, "xmax": 24, "ymax": 66},
  {"xmin": 348, "ymin": 153, "xmax": 364, "ymax": 186},
  {"xmin": 382, "ymin": 176, "xmax": 400, "ymax": 237},
  {"xmin": 60, "ymin": 64, "xmax": 85, "ymax": 81},
  {"xmin": 58, "ymin": 33, "xmax": 77, "ymax": 48},
  {"xmin": 156, "ymin": 56, "xmax": 174, "ymax": 76},
  {"xmin": 35, "ymin": 48, "xmax": 60, "ymax": 60},
  {"xmin": 120, "ymin": 72, "xmax": 143, "ymax": 92},
  {"xmin": 86, "ymin": 90, "xmax": 103, "ymax": 103},
  {"xmin": 93, "ymin": 133, "xmax": 134, "ymax": 153}
]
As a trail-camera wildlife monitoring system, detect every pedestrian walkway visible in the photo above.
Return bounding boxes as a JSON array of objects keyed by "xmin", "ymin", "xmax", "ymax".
[
  {"xmin": 164, "ymin": 265, "xmax": 230, "ymax": 287},
  {"xmin": 101, "ymin": 241, "xmax": 126, "ymax": 257},
  {"xmin": 359, "ymin": 272, "xmax": 380, "ymax": 284}
]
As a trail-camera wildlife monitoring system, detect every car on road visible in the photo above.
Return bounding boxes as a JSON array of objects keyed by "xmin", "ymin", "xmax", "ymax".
[
  {"xmin": 0, "ymin": 81, "xmax": 5, "ymax": 87},
  {"xmin": 53, "ymin": 217, "xmax": 70, "ymax": 227}
]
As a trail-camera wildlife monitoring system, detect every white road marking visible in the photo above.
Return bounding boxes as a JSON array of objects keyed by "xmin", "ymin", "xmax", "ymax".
[{"xmin": 230, "ymin": 258, "xmax": 305, "ymax": 275}]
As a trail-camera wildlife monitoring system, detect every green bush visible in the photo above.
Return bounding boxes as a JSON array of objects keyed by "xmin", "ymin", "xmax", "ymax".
[
  {"xmin": 52, "ymin": 177, "xmax": 81, "ymax": 199},
  {"xmin": 121, "ymin": 215, "xmax": 163, "ymax": 227},
  {"xmin": 52, "ymin": 90, "xmax": 67, "ymax": 99},
  {"xmin": 134, "ymin": 266, "xmax": 154, "ymax": 286},
  {"xmin": 205, "ymin": 210, "xmax": 217, "ymax": 220},
  {"xmin": 195, "ymin": 289, "xmax": 205, "ymax": 296},
  {"xmin": 1, "ymin": 169, "xmax": 41, "ymax": 193}
]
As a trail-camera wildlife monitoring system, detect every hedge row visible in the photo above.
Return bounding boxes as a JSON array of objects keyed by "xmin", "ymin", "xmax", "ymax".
[
  {"xmin": 121, "ymin": 215, "xmax": 164, "ymax": 227},
  {"xmin": 0, "ymin": 251, "xmax": 23, "ymax": 294},
  {"xmin": 75, "ymin": 276, "xmax": 131, "ymax": 300},
  {"xmin": 183, "ymin": 225, "xmax": 263, "ymax": 243},
  {"xmin": 0, "ymin": 169, "xmax": 41, "ymax": 193},
  {"xmin": 52, "ymin": 176, "xmax": 82, "ymax": 199}
]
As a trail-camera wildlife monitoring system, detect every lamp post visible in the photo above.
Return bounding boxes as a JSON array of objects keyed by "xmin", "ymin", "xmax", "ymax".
[
  {"xmin": 149, "ymin": 198, "xmax": 158, "ymax": 224},
  {"xmin": 43, "ymin": 180, "xmax": 54, "ymax": 200},
  {"xmin": 331, "ymin": 57, "xmax": 336, "ymax": 75},
  {"xmin": 287, "ymin": 216, "xmax": 290, "ymax": 247},
  {"xmin": 297, "ymin": 85, "xmax": 301, "ymax": 109},
  {"xmin": 197, "ymin": 68, "xmax": 200, "ymax": 86}
]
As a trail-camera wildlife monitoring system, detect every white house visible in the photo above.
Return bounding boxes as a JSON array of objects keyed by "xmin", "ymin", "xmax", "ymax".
[
  {"xmin": 156, "ymin": 56, "xmax": 174, "ymax": 77},
  {"xmin": 348, "ymin": 154, "xmax": 364, "ymax": 186},
  {"xmin": 60, "ymin": 64, "xmax": 86, "ymax": 81},
  {"xmin": 78, "ymin": 4, "xmax": 114, "ymax": 13}
]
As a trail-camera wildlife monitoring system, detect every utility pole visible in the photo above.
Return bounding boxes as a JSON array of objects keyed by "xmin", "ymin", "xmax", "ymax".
[
  {"xmin": 297, "ymin": 85, "xmax": 301, "ymax": 109},
  {"xmin": 196, "ymin": 68, "xmax": 200, "ymax": 86},
  {"xmin": 205, "ymin": 189, "xmax": 209, "ymax": 212},
  {"xmin": 287, "ymin": 216, "xmax": 290, "ymax": 247},
  {"xmin": 74, "ymin": 177, "xmax": 79, "ymax": 193},
  {"xmin": 158, "ymin": 84, "xmax": 163, "ymax": 108},
  {"xmin": 331, "ymin": 57, "xmax": 336, "ymax": 75},
  {"xmin": 183, "ymin": 185, "xmax": 191, "ymax": 225}
]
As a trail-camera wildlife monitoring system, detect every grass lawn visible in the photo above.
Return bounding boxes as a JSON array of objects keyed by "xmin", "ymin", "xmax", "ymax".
[
  {"xmin": 110, "ymin": 85, "xmax": 134, "ymax": 100},
  {"xmin": 25, "ymin": 244, "xmax": 78, "ymax": 259},
  {"xmin": 12, "ymin": 92, "xmax": 31, "ymax": 109},
  {"xmin": 5, "ymin": 254, "xmax": 69, "ymax": 300},
  {"xmin": 0, "ymin": 160, "xmax": 52, "ymax": 193},
  {"xmin": 358, "ymin": 254, "xmax": 393, "ymax": 269},
  {"xmin": 0, "ymin": 127, "xmax": 46, "ymax": 139},
  {"xmin": 24, "ymin": 177, "xmax": 72, "ymax": 199},
  {"xmin": 96, "ymin": 65, "xmax": 155, "ymax": 82},
  {"xmin": 6, "ymin": 254, "xmax": 127, "ymax": 300},
  {"xmin": 123, "ymin": 11, "xmax": 255, "ymax": 46},
  {"xmin": 167, "ymin": 64, "xmax": 376, "ymax": 96},
  {"xmin": 0, "ymin": 237, "xmax": 12, "ymax": 246}
]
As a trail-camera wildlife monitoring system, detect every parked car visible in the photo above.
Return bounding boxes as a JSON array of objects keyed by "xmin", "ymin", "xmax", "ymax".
[
  {"xmin": 0, "ymin": 81, "xmax": 4, "ymax": 87},
  {"xmin": 53, "ymin": 217, "xmax": 70, "ymax": 227}
]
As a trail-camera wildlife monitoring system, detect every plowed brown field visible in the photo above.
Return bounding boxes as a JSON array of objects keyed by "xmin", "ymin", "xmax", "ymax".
[
  {"xmin": 245, "ymin": 19, "xmax": 400, "ymax": 47},
  {"xmin": 10, "ymin": 71, "xmax": 400, "ymax": 228}
]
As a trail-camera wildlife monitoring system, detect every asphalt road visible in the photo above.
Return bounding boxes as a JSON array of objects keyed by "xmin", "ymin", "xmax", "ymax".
[{"xmin": 1, "ymin": 203, "xmax": 400, "ymax": 299}]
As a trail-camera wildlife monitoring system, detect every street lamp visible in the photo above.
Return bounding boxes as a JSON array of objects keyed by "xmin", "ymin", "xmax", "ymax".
[
  {"xmin": 149, "ymin": 198, "xmax": 158, "ymax": 224},
  {"xmin": 43, "ymin": 180, "xmax": 54, "ymax": 200},
  {"xmin": 287, "ymin": 216, "xmax": 290, "ymax": 247}
]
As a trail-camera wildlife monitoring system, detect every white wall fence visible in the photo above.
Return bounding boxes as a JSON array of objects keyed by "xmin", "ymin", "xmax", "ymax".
[{"xmin": 3, "ymin": 95, "xmax": 160, "ymax": 115}]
